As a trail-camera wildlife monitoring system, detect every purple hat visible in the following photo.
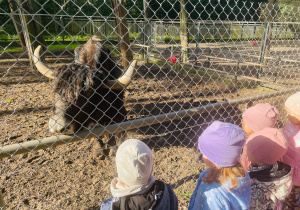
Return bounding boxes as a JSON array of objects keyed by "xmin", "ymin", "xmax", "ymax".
[{"xmin": 198, "ymin": 121, "xmax": 246, "ymax": 167}]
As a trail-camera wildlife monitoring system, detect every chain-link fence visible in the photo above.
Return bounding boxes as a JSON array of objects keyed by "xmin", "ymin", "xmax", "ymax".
[{"xmin": 1, "ymin": 0, "xmax": 300, "ymax": 209}]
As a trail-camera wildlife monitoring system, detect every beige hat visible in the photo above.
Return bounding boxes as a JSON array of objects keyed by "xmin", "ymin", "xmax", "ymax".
[
  {"xmin": 285, "ymin": 92, "xmax": 300, "ymax": 117},
  {"xmin": 116, "ymin": 139, "xmax": 154, "ymax": 186}
]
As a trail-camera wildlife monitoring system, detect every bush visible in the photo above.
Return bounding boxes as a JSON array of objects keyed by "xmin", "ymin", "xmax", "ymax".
[{"xmin": 130, "ymin": 32, "xmax": 141, "ymax": 39}]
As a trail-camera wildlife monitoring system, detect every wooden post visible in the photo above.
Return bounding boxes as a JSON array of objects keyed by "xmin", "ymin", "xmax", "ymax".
[
  {"xmin": 0, "ymin": 191, "xmax": 5, "ymax": 209},
  {"xmin": 143, "ymin": 0, "xmax": 151, "ymax": 63},
  {"xmin": 142, "ymin": 22, "xmax": 146, "ymax": 60},
  {"xmin": 235, "ymin": 61, "xmax": 239, "ymax": 86},
  {"xmin": 180, "ymin": 0, "xmax": 188, "ymax": 63},
  {"xmin": 111, "ymin": 0, "xmax": 133, "ymax": 69}
]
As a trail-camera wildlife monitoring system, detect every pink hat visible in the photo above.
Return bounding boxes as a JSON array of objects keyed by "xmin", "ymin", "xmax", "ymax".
[
  {"xmin": 243, "ymin": 103, "xmax": 279, "ymax": 132},
  {"xmin": 247, "ymin": 127, "xmax": 288, "ymax": 165},
  {"xmin": 285, "ymin": 92, "xmax": 300, "ymax": 117}
]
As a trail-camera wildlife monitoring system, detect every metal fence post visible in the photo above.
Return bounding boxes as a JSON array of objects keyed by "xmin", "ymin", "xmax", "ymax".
[
  {"xmin": 228, "ymin": 23, "xmax": 231, "ymax": 39},
  {"xmin": 60, "ymin": 16, "xmax": 65, "ymax": 42},
  {"xmin": 195, "ymin": 21, "xmax": 200, "ymax": 65},
  {"xmin": 207, "ymin": 48, "xmax": 212, "ymax": 68},
  {"xmin": 91, "ymin": 19, "xmax": 94, "ymax": 35},
  {"xmin": 240, "ymin": 23, "xmax": 244, "ymax": 39},
  {"xmin": 258, "ymin": 22, "xmax": 270, "ymax": 79},
  {"xmin": 273, "ymin": 57, "xmax": 280, "ymax": 82}
]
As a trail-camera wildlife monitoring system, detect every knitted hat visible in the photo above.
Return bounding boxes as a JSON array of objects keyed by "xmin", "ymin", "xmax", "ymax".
[
  {"xmin": 243, "ymin": 103, "xmax": 279, "ymax": 132},
  {"xmin": 116, "ymin": 139, "xmax": 154, "ymax": 186},
  {"xmin": 285, "ymin": 92, "xmax": 300, "ymax": 117},
  {"xmin": 247, "ymin": 127, "xmax": 288, "ymax": 165},
  {"xmin": 198, "ymin": 121, "xmax": 246, "ymax": 167}
]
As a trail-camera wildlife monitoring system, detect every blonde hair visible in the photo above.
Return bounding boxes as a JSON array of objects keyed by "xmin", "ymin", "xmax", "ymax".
[
  {"xmin": 241, "ymin": 120, "xmax": 254, "ymax": 138},
  {"xmin": 202, "ymin": 162, "xmax": 246, "ymax": 190}
]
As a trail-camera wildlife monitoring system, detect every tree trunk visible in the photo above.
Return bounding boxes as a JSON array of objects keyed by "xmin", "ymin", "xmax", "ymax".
[
  {"xmin": 180, "ymin": 0, "xmax": 188, "ymax": 63},
  {"xmin": 111, "ymin": 0, "xmax": 133, "ymax": 69},
  {"xmin": 8, "ymin": 0, "xmax": 26, "ymax": 49},
  {"xmin": 16, "ymin": 0, "xmax": 45, "ymax": 66}
]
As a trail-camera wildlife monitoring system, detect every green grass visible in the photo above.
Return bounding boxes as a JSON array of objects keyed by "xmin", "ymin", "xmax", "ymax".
[
  {"xmin": 177, "ymin": 190, "xmax": 193, "ymax": 200},
  {"xmin": 0, "ymin": 44, "xmax": 81, "ymax": 53},
  {"xmin": 0, "ymin": 47, "xmax": 23, "ymax": 53},
  {"xmin": 44, "ymin": 35, "xmax": 91, "ymax": 42},
  {"xmin": 0, "ymin": 33, "xmax": 131, "ymax": 54},
  {"xmin": 130, "ymin": 32, "xmax": 141, "ymax": 39},
  {"xmin": 0, "ymin": 43, "xmax": 124, "ymax": 57},
  {"xmin": 47, "ymin": 43, "xmax": 80, "ymax": 50}
]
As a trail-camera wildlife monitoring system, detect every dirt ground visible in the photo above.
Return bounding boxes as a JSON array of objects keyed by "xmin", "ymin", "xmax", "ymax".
[{"xmin": 0, "ymin": 47, "xmax": 300, "ymax": 209}]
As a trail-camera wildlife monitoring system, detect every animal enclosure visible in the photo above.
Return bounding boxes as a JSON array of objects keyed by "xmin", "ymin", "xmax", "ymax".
[{"xmin": 1, "ymin": 0, "xmax": 300, "ymax": 209}]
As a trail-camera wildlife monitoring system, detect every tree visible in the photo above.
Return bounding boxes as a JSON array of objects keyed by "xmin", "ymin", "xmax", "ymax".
[
  {"xmin": 15, "ymin": 0, "xmax": 45, "ymax": 66},
  {"xmin": 261, "ymin": 0, "xmax": 300, "ymax": 38},
  {"xmin": 8, "ymin": 0, "xmax": 26, "ymax": 49},
  {"xmin": 111, "ymin": 0, "xmax": 133, "ymax": 69}
]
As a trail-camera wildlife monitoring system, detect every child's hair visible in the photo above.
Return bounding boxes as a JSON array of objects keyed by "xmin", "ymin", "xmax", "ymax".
[
  {"xmin": 241, "ymin": 120, "xmax": 254, "ymax": 138},
  {"xmin": 202, "ymin": 162, "xmax": 246, "ymax": 190}
]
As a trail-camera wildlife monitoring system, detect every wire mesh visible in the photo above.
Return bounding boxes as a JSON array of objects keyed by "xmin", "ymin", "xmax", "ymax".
[{"xmin": 1, "ymin": 0, "xmax": 300, "ymax": 209}]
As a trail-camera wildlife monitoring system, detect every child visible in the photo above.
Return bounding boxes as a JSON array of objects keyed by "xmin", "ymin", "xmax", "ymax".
[
  {"xmin": 188, "ymin": 121, "xmax": 251, "ymax": 210},
  {"xmin": 282, "ymin": 92, "xmax": 300, "ymax": 186},
  {"xmin": 100, "ymin": 139, "xmax": 178, "ymax": 210},
  {"xmin": 246, "ymin": 127, "xmax": 293, "ymax": 209},
  {"xmin": 240, "ymin": 103, "xmax": 279, "ymax": 171}
]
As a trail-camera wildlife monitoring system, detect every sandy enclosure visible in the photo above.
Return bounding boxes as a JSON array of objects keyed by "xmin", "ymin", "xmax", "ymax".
[{"xmin": 0, "ymin": 43, "xmax": 300, "ymax": 209}]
